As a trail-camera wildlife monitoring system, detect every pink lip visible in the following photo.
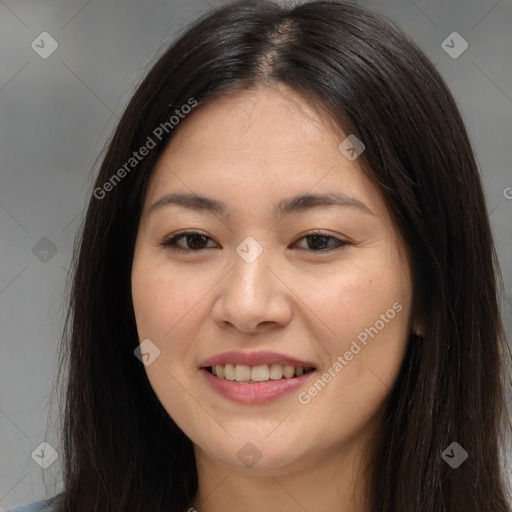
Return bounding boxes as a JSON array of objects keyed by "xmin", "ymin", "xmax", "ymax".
[
  {"xmin": 200, "ymin": 368, "xmax": 317, "ymax": 404},
  {"xmin": 200, "ymin": 350, "xmax": 315, "ymax": 368}
]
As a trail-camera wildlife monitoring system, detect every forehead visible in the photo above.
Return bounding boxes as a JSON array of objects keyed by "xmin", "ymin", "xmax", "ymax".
[
  {"xmin": 168, "ymin": 85, "xmax": 341, "ymax": 164},
  {"xmin": 143, "ymin": 85, "xmax": 386, "ymax": 219}
]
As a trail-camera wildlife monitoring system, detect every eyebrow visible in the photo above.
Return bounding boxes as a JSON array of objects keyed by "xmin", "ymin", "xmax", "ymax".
[{"xmin": 148, "ymin": 191, "xmax": 373, "ymax": 217}]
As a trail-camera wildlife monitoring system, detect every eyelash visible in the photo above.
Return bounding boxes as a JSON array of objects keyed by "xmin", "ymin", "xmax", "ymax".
[{"xmin": 160, "ymin": 230, "xmax": 350, "ymax": 254}]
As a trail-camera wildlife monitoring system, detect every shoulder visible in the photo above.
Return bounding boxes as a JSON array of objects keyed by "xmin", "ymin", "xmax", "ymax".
[{"xmin": 6, "ymin": 493, "xmax": 63, "ymax": 512}]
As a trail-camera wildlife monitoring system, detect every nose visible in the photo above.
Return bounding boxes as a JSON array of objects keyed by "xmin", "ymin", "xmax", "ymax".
[{"xmin": 211, "ymin": 244, "xmax": 293, "ymax": 334}]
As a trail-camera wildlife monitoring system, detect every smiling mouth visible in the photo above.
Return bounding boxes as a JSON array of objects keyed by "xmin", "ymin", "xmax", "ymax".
[{"xmin": 206, "ymin": 363, "xmax": 316, "ymax": 383}]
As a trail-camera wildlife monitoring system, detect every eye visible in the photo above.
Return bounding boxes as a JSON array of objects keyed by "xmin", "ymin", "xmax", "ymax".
[
  {"xmin": 160, "ymin": 230, "xmax": 350, "ymax": 253},
  {"xmin": 292, "ymin": 232, "xmax": 350, "ymax": 252},
  {"xmin": 160, "ymin": 231, "xmax": 218, "ymax": 253}
]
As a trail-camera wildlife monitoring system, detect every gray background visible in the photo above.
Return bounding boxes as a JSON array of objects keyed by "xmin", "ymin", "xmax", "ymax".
[{"xmin": 1, "ymin": 0, "xmax": 511, "ymax": 509}]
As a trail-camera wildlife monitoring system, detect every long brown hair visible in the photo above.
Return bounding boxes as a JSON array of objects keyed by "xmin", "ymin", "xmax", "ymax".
[{"xmin": 54, "ymin": 1, "xmax": 511, "ymax": 510}]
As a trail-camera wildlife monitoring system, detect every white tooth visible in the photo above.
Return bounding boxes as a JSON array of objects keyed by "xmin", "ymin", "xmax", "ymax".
[
  {"xmin": 283, "ymin": 365, "xmax": 295, "ymax": 378},
  {"xmin": 224, "ymin": 364, "xmax": 235, "ymax": 380},
  {"xmin": 235, "ymin": 364, "xmax": 251, "ymax": 382},
  {"xmin": 215, "ymin": 365, "xmax": 224, "ymax": 379},
  {"xmin": 269, "ymin": 363, "xmax": 284, "ymax": 379},
  {"xmin": 211, "ymin": 366, "xmax": 217, "ymax": 376},
  {"xmin": 251, "ymin": 364, "xmax": 269, "ymax": 381},
  {"xmin": 295, "ymin": 367, "xmax": 304, "ymax": 376}
]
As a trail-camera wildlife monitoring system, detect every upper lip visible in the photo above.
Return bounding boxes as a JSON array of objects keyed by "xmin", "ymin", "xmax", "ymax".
[{"xmin": 200, "ymin": 350, "xmax": 315, "ymax": 368}]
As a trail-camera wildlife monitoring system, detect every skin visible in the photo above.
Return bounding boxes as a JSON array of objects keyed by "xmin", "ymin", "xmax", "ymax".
[{"xmin": 131, "ymin": 84, "xmax": 415, "ymax": 512}]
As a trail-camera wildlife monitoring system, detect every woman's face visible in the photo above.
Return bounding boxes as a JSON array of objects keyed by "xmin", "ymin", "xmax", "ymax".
[{"xmin": 131, "ymin": 84, "xmax": 414, "ymax": 475}]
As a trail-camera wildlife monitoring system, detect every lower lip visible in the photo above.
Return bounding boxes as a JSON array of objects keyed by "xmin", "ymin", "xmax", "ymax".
[{"xmin": 200, "ymin": 368, "xmax": 316, "ymax": 404}]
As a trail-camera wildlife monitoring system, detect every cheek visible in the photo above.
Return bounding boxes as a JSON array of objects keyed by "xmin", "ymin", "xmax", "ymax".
[
  {"xmin": 131, "ymin": 260, "xmax": 200, "ymax": 412},
  {"xmin": 302, "ymin": 260, "xmax": 410, "ymax": 341},
  {"xmin": 131, "ymin": 260, "xmax": 195, "ymax": 338},
  {"xmin": 298, "ymin": 252, "xmax": 412, "ymax": 397},
  {"xmin": 132, "ymin": 265, "xmax": 170, "ymax": 336}
]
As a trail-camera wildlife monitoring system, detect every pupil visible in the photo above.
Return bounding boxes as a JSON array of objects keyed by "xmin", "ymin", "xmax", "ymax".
[
  {"xmin": 308, "ymin": 235, "xmax": 329, "ymax": 250},
  {"xmin": 187, "ymin": 234, "xmax": 207, "ymax": 249}
]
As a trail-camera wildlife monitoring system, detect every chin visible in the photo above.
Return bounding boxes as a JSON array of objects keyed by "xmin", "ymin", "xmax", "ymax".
[{"xmin": 193, "ymin": 426, "xmax": 314, "ymax": 474}]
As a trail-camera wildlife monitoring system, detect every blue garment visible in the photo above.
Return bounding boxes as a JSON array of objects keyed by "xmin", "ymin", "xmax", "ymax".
[{"xmin": 6, "ymin": 493, "xmax": 62, "ymax": 512}]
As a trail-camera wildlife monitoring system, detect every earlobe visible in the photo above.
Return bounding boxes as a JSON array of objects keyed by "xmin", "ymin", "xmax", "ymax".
[{"xmin": 412, "ymin": 320, "xmax": 425, "ymax": 338}]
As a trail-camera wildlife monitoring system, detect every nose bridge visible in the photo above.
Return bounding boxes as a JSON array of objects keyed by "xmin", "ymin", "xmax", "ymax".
[
  {"xmin": 213, "ymin": 235, "xmax": 292, "ymax": 331},
  {"xmin": 231, "ymin": 235, "xmax": 272, "ymax": 301}
]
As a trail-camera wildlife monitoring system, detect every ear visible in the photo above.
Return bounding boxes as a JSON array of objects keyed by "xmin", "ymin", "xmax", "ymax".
[{"xmin": 412, "ymin": 319, "xmax": 425, "ymax": 338}]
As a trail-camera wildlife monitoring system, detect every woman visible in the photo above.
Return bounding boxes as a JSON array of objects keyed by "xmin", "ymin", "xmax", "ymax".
[{"xmin": 10, "ymin": 0, "xmax": 511, "ymax": 511}]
